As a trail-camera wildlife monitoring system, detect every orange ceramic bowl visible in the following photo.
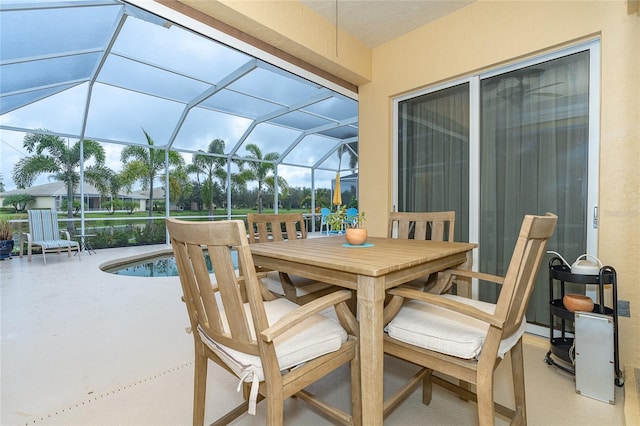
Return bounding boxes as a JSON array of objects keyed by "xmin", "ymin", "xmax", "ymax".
[
  {"xmin": 563, "ymin": 294, "xmax": 594, "ymax": 313},
  {"xmin": 345, "ymin": 228, "xmax": 368, "ymax": 245}
]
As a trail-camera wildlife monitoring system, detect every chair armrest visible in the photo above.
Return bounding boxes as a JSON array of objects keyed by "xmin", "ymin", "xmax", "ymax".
[
  {"xmin": 387, "ymin": 286, "xmax": 504, "ymax": 329},
  {"xmin": 260, "ymin": 290, "xmax": 352, "ymax": 342},
  {"xmin": 60, "ymin": 230, "xmax": 72, "ymax": 240},
  {"xmin": 443, "ymin": 268, "xmax": 505, "ymax": 285}
]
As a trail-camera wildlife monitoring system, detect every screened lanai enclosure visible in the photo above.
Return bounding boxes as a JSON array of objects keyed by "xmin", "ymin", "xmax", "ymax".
[{"xmin": 0, "ymin": 0, "xmax": 358, "ymax": 234}]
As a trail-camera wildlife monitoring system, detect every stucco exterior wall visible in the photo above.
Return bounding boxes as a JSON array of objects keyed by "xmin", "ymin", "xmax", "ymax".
[
  {"xmin": 32, "ymin": 198, "xmax": 55, "ymax": 210},
  {"xmin": 358, "ymin": 0, "xmax": 639, "ymax": 368}
]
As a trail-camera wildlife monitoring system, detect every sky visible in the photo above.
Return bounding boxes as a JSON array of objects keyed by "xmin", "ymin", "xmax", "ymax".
[{"xmin": 0, "ymin": 1, "xmax": 355, "ymax": 194}]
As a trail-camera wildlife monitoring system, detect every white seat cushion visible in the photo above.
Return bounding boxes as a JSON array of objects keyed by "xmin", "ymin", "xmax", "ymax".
[
  {"xmin": 386, "ymin": 294, "xmax": 526, "ymax": 359},
  {"xmin": 261, "ymin": 271, "xmax": 333, "ymax": 297},
  {"xmin": 198, "ymin": 298, "xmax": 347, "ymax": 382}
]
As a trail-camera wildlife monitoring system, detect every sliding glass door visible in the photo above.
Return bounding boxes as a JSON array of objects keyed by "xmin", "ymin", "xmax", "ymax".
[
  {"xmin": 397, "ymin": 83, "xmax": 470, "ymax": 243},
  {"xmin": 394, "ymin": 41, "xmax": 599, "ymax": 329}
]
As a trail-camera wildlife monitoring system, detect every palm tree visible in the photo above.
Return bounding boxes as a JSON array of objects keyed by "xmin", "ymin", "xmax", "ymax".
[
  {"xmin": 241, "ymin": 143, "xmax": 285, "ymax": 213},
  {"xmin": 12, "ymin": 131, "xmax": 106, "ymax": 232},
  {"xmin": 162, "ymin": 164, "xmax": 191, "ymax": 209},
  {"xmin": 300, "ymin": 187, "xmax": 331, "ymax": 210},
  {"xmin": 190, "ymin": 139, "xmax": 227, "ymax": 218},
  {"xmin": 89, "ymin": 165, "xmax": 121, "ymax": 200},
  {"xmin": 87, "ymin": 165, "xmax": 124, "ymax": 214},
  {"xmin": 265, "ymin": 175, "xmax": 290, "ymax": 207},
  {"xmin": 338, "ymin": 142, "xmax": 358, "ymax": 170},
  {"xmin": 120, "ymin": 129, "xmax": 184, "ymax": 221}
]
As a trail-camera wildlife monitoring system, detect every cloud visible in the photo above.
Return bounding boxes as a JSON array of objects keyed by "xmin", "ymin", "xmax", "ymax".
[{"xmin": 0, "ymin": 3, "xmax": 355, "ymax": 193}]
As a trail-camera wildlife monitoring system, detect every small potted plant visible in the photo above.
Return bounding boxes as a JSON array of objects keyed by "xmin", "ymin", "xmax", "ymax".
[
  {"xmin": 327, "ymin": 206, "xmax": 347, "ymax": 234},
  {"xmin": 344, "ymin": 210, "xmax": 367, "ymax": 245},
  {"xmin": 327, "ymin": 207, "xmax": 367, "ymax": 244},
  {"xmin": 0, "ymin": 218, "xmax": 15, "ymax": 260}
]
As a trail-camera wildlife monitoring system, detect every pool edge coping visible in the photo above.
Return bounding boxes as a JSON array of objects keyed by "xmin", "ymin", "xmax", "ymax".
[{"xmin": 99, "ymin": 247, "xmax": 175, "ymax": 272}]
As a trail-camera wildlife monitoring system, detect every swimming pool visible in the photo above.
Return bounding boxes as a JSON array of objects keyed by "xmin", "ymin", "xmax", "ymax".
[{"xmin": 102, "ymin": 249, "xmax": 237, "ymax": 277}]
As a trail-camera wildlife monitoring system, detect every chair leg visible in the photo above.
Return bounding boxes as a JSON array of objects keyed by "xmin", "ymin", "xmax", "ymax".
[
  {"xmin": 476, "ymin": 371, "xmax": 495, "ymax": 426},
  {"xmin": 458, "ymin": 380, "xmax": 471, "ymax": 401},
  {"xmin": 350, "ymin": 350, "xmax": 361, "ymax": 426},
  {"xmin": 422, "ymin": 369, "xmax": 434, "ymax": 405},
  {"xmin": 193, "ymin": 349, "xmax": 208, "ymax": 426},
  {"xmin": 511, "ymin": 340, "xmax": 527, "ymax": 425},
  {"xmin": 266, "ymin": 388, "xmax": 284, "ymax": 426}
]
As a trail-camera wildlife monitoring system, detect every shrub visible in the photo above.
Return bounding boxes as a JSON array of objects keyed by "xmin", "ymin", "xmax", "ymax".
[
  {"xmin": 132, "ymin": 222, "xmax": 166, "ymax": 245},
  {"xmin": 60, "ymin": 200, "xmax": 85, "ymax": 216},
  {"xmin": 2, "ymin": 194, "xmax": 35, "ymax": 212},
  {"xmin": 123, "ymin": 200, "xmax": 138, "ymax": 214},
  {"xmin": 87, "ymin": 226, "xmax": 133, "ymax": 249},
  {"xmin": 0, "ymin": 219, "xmax": 13, "ymax": 240},
  {"xmin": 103, "ymin": 199, "xmax": 124, "ymax": 215}
]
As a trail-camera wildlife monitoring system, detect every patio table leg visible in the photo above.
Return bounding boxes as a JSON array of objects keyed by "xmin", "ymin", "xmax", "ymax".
[{"xmin": 357, "ymin": 274, "xmax": 385, "ymax": 426}]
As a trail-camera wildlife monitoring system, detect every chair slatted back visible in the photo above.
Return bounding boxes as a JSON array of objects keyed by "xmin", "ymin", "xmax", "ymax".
[
  {"xmin": 28, "ymin": 210, "xmax": 60, "ymax": 241},
  {"xmin": 388, "ymin": 211, "xmax": 455, "ymax": 242},
  {"xmin": 247, "ymin": 213, "xmax": 307, "ymax": 244},
  {"xmin": 320, "ymin": 208, "xmax": 331, "ymax": 232},
  {"xmin": 168, "ymin": 219, "xmax": 265, "ymax": 356},
  {"xmin": 495, "ymin": 213, "xmax": 557, "ymax": 336}
]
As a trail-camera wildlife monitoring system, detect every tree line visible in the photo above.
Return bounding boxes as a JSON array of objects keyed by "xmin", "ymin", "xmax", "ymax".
[{"xmin": 6, "ymin": 130, "xmax": 356, "ymax": 229}]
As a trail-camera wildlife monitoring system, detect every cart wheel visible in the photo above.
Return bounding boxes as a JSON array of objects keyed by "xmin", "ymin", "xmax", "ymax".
[{"xmin": 615, "ymin": 377, "xmax": 624, "ymax": 387}]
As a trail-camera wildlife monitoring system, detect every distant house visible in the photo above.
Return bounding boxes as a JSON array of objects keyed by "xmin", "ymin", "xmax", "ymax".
[
  {"xmin": 0, "ymin": 181, "xmax": 145, "ymax": 212},
  {"xmin": 131, "ymin": 187, "xmax": 183, "ymax": 211}
]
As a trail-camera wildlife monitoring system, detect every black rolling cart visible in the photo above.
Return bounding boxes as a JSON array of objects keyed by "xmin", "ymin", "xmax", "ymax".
[{"xmin": 544, "ymin": 257, "xmax": 623, "ymax": 386}]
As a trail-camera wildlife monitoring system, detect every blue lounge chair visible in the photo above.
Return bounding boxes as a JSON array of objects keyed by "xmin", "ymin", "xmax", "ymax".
[{"xmin": 21, "ymin": 210, "xmax": 80, "ymax": 265}]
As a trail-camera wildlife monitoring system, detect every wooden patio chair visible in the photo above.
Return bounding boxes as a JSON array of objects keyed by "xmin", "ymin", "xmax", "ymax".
[
  {"xmin": 382, "ymin": 213, "xmax": 557, "ymax": 425},
  {"xmin": 344, "ymin": 208, "xmax": 358, "ymax": 229},
  {"xmin": 247, "ymin": 213, "xmax": 339, "ymax": 305},
  {"xmin": 388, "ymin": 211, "xmax": 457, "ymax": 293},
  {"xmin": 20, "ymin": 209, "xmax": 80, "ymax": 265},
  {"xmin": 167, "ymin": 218, "xmax": 360, "ymax": 426},
  {"xmin": 320, "ymin": 207, "xmax": 331, "ymax": 233}
]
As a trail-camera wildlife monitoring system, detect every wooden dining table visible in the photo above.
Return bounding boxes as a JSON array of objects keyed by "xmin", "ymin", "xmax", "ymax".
[{"xmin": 249, "ymin": 235, "xmax": 477, "ymax": 425}]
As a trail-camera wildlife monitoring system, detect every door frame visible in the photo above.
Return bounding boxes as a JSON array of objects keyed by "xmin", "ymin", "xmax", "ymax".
[{"xmin": 392, "ymin": 40, "xmax": 601, "ymax": 335}]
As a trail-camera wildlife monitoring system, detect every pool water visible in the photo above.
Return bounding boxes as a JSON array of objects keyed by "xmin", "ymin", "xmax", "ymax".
[{"xmin": 106, "ymin": 251, "xmax": 238, "ymax": 277}]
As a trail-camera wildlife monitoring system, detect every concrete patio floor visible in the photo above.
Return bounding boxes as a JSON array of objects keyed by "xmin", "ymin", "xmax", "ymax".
[{"xmin": 0, "ymin": 245, "xmax": 627, "ymax": 425}]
